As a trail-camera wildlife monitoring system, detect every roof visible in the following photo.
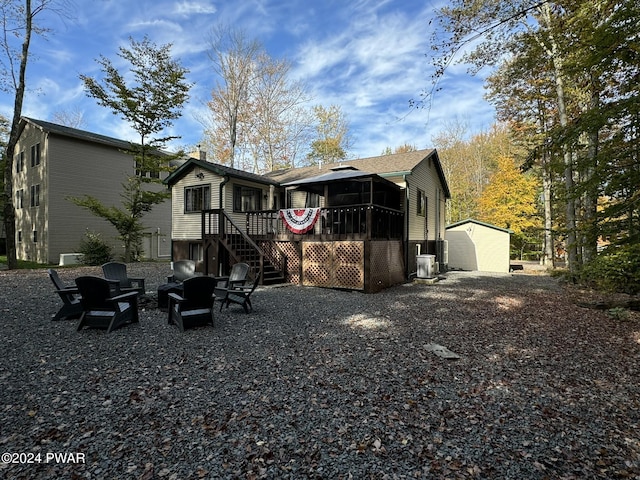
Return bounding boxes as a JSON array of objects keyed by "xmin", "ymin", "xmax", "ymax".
[
  {"xmin": 266, "ymin": 148, "xmax": 450, "ymax": 198},
  {"xmin": 283, "ymin": 168, "xmax": 374, "ymax": 186},
  {"xmin": 281, "ymin": 167, "xmax": 400, "ymax": 195},
  {"xmin": 164, "ymin": 157, "xmax": 280, "ymax": 187},
  {"xmin": 20, "ymin": 117, "xmax": 182, "ymax": 165},
  {"xmin": 446, "ymin": 218, "xmax": 513, "ymax": 234},
  {"xmin": 21, "ymin": 117, "xmax": 134, "ymax": 151}
]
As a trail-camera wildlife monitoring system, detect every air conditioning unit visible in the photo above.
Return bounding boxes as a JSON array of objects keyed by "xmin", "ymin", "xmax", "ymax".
[{"xmin": 416, "ymin": 254, "xmax": 436, "ymax": 278}]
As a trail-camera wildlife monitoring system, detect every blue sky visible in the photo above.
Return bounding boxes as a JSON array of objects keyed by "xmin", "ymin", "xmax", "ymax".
[{"xmin": 2, "ymin": 0, "xmax": 496, "ymax": 160}]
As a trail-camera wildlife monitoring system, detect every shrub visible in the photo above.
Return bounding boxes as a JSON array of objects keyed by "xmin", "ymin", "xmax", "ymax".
[
  {"xmin": 579, "ymin": 243, "xmax": 640, "ymax": 295},
  {"xmin": 78, "ymin": 231, "xmax": 113, "ymax": 266}
]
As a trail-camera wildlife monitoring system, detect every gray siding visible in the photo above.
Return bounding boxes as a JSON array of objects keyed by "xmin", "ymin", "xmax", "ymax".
[
  {"xmin": 406, "ymin": 157, "xmax": 447, "ymax": 242},
  {"xmin": 13, "ymin": 123, "xmax": 173, "ymax": 264}
]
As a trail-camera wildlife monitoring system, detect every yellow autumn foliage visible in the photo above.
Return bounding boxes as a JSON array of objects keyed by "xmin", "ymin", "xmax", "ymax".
[{"xmin": 477, "ymin": 156, "xmax": 540, "ymax": 235}]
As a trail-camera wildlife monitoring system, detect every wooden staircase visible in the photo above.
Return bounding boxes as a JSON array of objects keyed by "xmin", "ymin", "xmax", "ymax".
[
  {"xmin": 212, "ymin": 210, "xmax": 286, "ymax": 286},
  {"xmin": 220, "ymin": 235, "xmax": 285, "ymax": 285}
]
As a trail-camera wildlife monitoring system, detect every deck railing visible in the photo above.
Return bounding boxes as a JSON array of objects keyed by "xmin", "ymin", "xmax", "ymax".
[
  {"xmin": 202, "ymin": 209, "xmax": 264, "ymax": 281},
  {"xmin": 245, "ymin": 205, "xmax": 404, "ymax": 240}
]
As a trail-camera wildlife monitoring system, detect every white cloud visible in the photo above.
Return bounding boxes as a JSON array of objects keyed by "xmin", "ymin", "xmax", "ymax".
[
  {"xmin": 173, "ymin": 1, "xmax": 218, "ymax": 16},
  {"xmin": 0, "ymin": 0, "xmax": 496, "ymax": 160}
]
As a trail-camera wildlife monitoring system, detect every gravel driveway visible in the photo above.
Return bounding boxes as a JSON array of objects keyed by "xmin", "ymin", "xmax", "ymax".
[{"xmin": 1, "ymin": 264, "xmax": 639, "ymax": 479}]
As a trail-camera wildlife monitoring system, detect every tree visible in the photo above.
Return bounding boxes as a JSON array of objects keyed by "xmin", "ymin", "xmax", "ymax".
[
  {"xmin": 203, "ymin": 26, "xmax": 313, "ymax": 173},
  {"xmin": 430, "ymin": 0, "xmax": 584, "ymax": 274},
  {"xmin": 51, "ymin": 108, "xmax": 86, "ymax": 128},
  {"xmin": 72, "ymin": 36, "xmax": 190, "ymax": 262},
  {"xmin": 381, "ymin": 144, "xmax": 417, "ymax": 156},
  {"xmin": 244, "ymin": 53, "xmax": 312, "ymax": 172},
  {"xmin": 0, "ymin": 114, "xmax": 9, "ymax": 246},
  {"xmin": 477, "ymin": 155, "xmax": 541, "ymax": 257},
  {"xmin": 307, "ymin": 105, "xmax": 351, "ymax": 165},
  {"xmin": 484, "ymin": 39, "xmax": 559, "ymax": 266},
  {"xmin": 467, "ymin": 0, "xmax": 640, "ymax": 281},
  {"xmin": 1, "ymin": 0, "xmax": 68, "ymax": 269},
  {"xmin": 205, "ymin": 25, "xmax": 262, "ymax": 169},
  {"xmin": 433, "ymin": 122, "xmax": 519, "ymax": 225}
]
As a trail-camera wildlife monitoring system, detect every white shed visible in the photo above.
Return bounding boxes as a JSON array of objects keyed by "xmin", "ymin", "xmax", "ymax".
[{"xmin": 446, "ymin": 219, "xmax": 512, "ymax": 273}]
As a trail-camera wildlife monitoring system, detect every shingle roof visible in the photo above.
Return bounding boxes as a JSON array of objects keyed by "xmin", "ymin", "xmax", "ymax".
[
  {"xmin": 266, "ymin": 148, "xmax": 450, "ymax": 198},
  {"xmin": 164, "ymin": 157, "xmax": 280, "ymax": 187},
  {"xmin": 22, "ymin": 117, "xmax": 449, "ymax": 196},
  {"xmin": 21, "ymin": 117, "xmax": 134, "ymax": 150}
]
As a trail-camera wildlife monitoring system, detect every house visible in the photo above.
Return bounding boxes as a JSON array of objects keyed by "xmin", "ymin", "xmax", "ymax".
[
  {"xmin": 164, "ymin": 155, "xmax": 281, "ymax": 278},
  {"xmin": 166, "ymin": 148, "xmax": 451, "ymax": 292},
  {"xmin": 446, "ymin": 219, "xmax": 511, "ymax": 273},
  {"xmin": 11, "ymin": 117, "xmax": 176, "ymax": 264}
]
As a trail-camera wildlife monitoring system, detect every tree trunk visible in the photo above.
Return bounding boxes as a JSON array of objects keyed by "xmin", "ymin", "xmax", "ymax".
[
  {"xmin": 581, "ymin": 85, "xmax": 600, "ymax": 264},
  {"xmin": 540, "ymin": 3, "xmax": 578, "ymax": 276},
  {"xmin": 3, "ymin": 0, "xmax": 34, "ymax": 269},
  {"xmin": 542, "ymin": 148, "xmax": 554, "ymax": 267}
]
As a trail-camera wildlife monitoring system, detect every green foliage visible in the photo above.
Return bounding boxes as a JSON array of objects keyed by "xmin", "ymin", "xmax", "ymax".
[
  {"xmin": 307, "ymin": 105, "xmax": 350, "ymax": 165},
  {"xmin": 579, "ymin": 244, "xmax": 640, "ymax": 295},
  {"xmin": 78, "ymin": 231, "xmax": 113, "ymax": 266},
  {"xmin": 74, "ymin": 36, "xmax": 190, "ymax": 262},
  {"xmin": 69, "ymin": 178, "xmax": 160, "ymax": 262},
  {"xmin": 0, "ymin": 255, "xmax": 50, "ymax": 269}
]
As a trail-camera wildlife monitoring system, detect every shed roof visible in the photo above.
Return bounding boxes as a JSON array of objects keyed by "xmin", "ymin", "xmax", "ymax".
[{"xmin": 446, "ymin": 218, "xmax": 513, "ymax": 234}]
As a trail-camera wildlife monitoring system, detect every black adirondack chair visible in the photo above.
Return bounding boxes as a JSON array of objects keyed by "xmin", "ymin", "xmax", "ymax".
[
  {"xmin": 167, "ymin": 276, "xmax": 217, "ymax": 332},
  {"xmin": 213, "ymin": 262, "xmax": 250, "ymax": 299},
  {"xmin": 102, "ymin": 262, "xmax": 145, "ymax": 295},
  {"xmin": 216, "ymin": 275, "xmax": 259, "ymax": 313},
  {"xmin": 48, "ymin": 269, "xmax": 83, "ymax": 321},
  {"xmin": 75, "ymin": 276, "xmax": 139, "ymax": 333},
  {"xmin": 167, "ymin": 260, "xmax": 197, "ymax": 283}
]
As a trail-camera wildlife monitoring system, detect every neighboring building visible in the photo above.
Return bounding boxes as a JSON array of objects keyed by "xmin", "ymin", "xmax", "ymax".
[
  {"xmin": 12, "ymin": 117, "xmax": 176, "ymax": 264},
  {"xmin": 166, "ymin": 149, "xmax": 451, "ymax": 292},
  {"xmin": 446, "ymin": 219, "xmax": 512, "ymax": 273}
]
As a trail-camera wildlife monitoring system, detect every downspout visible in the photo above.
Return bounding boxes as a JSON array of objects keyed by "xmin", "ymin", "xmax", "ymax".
[
  {"xmin": 217, "ymin": 174, "xmax": 230, "ymax": 276},
  {"xmin": 219, "ymin": 174, "xmax": 230, "ymax": 211}
]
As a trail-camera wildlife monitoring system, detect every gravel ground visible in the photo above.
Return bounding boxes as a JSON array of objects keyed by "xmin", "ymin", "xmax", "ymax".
[{"xmin": 1, "ymin": 263, "xmax": 639, "ymax": 479}]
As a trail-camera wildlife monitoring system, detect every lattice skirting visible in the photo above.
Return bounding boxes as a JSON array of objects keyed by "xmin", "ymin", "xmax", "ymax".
[{"xmin": 302, "ymin": 241, "xmax": 365, "ymax": 290}]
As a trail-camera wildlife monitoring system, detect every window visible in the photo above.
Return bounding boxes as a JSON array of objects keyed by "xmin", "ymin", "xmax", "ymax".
[
  {"xmin": 33, "ymin": 231, "xmax": 38, "ymax": 243},
  {"xmin": 189, "ymin": 242, "xmax": 203, "ymax": 262},
  {"xmin": 184, "ymin": 185, "xmax": 210, "ymax": 213},
  {"xmin": 136, "ymin": 158, "xmax": 163, "ymax": 179},
  {"xmin": 30, "ymin": 184, "xmax": 40, "ymax": 207},
  {"xmin": 16, "ymin": 189, "xmax": 24, "ymax": 209},
  {"xmin": 30, "ymin": 143, "xmax": 40, "ymax": 167},
  {"xmin": 417, "ymin": 189, "xmax": 425, "ymax": 217},
  {"xmin": 233, "ymin": 185, "xmax": 262, "ymax": 212},
  {"xmin": 305, "ymin": 192, "xmax": 320, "ymax": 208},
  {"xmin": 15, "ymin": 151, "xmax": 24, "ymax": 173},
  {"xmin": 17, "ymin": 231, "xmax": 22, "ymax": 243}
]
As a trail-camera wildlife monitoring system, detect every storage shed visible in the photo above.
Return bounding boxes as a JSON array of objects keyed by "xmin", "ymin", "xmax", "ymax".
[{"xmin": 446, "ymin": 219, "xmax": 511, "ymax": 273}]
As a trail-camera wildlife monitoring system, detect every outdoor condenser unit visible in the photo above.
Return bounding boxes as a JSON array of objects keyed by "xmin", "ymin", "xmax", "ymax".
[{"xmin": 416, "ymin": 254, "xmax": 436, "ymax": 279}]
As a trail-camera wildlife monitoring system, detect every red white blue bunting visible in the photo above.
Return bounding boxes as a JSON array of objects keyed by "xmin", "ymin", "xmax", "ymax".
[{"xmin": 279, "ymin": 208, "xmax": 321, "ymax": 234}]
